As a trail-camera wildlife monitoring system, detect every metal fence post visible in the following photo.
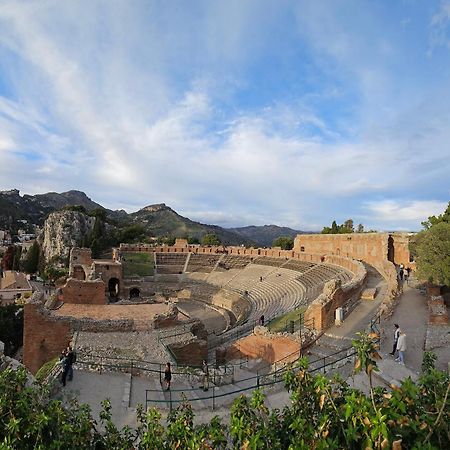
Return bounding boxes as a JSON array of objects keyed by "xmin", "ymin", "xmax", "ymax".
[
  {"xmin": 212, "ymin": 386, "xmax": 215, "ymax": 411},
  {"xmin": 169, "ymin": 389, "xmax": 172, "ymax": 413}
]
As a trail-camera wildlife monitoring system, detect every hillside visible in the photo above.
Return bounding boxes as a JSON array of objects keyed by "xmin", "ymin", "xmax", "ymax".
[
  {"xmin": 230, "ymin": 225, "xmax": 306, "ymax": 247},
  {"xmin": 0, "ymin": 189, "xmax": 125, "ymax": 231},
  {"xmin": 130, "ymin": 204, "xmax": 256, "ymax": 245},
  {"xmin": 0, "ymin": 189, "xmax": 306, "ymax": 246}
]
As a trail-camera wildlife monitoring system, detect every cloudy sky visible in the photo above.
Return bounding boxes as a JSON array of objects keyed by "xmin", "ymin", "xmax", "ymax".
[{"xmin": 0, "ymin": 0, "xmax": 449, "ymax": 231}]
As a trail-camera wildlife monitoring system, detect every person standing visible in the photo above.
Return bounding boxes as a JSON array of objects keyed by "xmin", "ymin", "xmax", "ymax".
[
  {"xmin": 65, "ymin": 346, "xmax": 75, "ymax": 381},
  {"xmin": 60, "ymin": 350, "xmax": 70, "ymax": 387},
  {"xmin": 389, "ymin": 324, "xmax": 401, "ymax": 356},
  {"xmin": 201, "ymin": 360, "xmax": 209, "ymax": 391},
  {"xmin": 164, "ymin": 362, "xmax": 172, "ymax": 391},
  {"xmin": 395, "ymin": 332, "xmax": 407, "ymax": 365}
]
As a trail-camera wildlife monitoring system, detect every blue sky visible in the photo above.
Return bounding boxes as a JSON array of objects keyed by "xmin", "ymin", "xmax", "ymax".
[{"xmin": 0, "ymin": 0, "xmax": 449, "ymax": 231}]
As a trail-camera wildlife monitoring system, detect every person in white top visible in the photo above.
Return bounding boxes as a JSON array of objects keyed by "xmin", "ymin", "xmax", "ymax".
[{"xmin": 395, "ymin": 332, "xmax": 406, "ymax": 365}]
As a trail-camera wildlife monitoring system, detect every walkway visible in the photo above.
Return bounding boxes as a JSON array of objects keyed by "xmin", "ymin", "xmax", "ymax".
[
  {"xmin": 58, "ymin": 270, "xmax": 431, "ymax": 428},
  {"xmin": 379, "ymin": 280, "xmax": 428, "ymax": 374}
]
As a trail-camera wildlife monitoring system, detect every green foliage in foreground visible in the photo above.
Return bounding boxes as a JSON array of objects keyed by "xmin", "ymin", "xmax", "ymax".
[{"xmin": 1, "ymin": 343, "xmax": 449, "ymax": 449}]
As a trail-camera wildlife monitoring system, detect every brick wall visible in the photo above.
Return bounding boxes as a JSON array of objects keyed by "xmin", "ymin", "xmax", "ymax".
[
  {"xmin": 293, "ymin": 233, "xmax": 411, "ymax": 267},
  {"xmin": 62, "ymin": 279, "xmax": 106, "ymax": 304},
  {"xmin": 23, "ymin": 299, "xmax": 72, "ymax": 374},
  {"xmin": 168, "ymin": 340, "xmax": 208, "ymax": 366}
]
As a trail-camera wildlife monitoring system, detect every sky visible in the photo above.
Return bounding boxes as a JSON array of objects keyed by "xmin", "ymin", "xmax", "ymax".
[{"xmin": 0, "ymin": 0, "xmax": 449, "ymax": 232}]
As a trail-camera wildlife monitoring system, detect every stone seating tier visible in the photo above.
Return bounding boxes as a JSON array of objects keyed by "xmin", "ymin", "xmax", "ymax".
[
  {"xmin": 217, "ymin": 255, "xmax": 253, "ymax": 270},
  {"xmin": 186, "ymin": 254, "xmax": 222, "ymax": 273},
  {"xmin": 251, "ymin": 257, "xmax": 286, "ymax": 268}
]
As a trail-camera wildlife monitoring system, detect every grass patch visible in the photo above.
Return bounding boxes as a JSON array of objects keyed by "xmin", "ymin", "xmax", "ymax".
[
  {"xmin": 122, "ymin": 252, "xmax": 154, "ymax": 277},
  {"xmin": 267, "ymin": 307, "xmax": 307, "ymax": 333},
  {"xmin": 35, "ymin": 357, "xmax": 59, "ymax": 383}
]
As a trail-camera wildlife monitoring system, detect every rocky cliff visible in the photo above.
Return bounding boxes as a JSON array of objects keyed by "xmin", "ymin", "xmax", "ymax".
[{"xmin": 41, "ymin": 210, "xmax": 95, "ymax": 262}]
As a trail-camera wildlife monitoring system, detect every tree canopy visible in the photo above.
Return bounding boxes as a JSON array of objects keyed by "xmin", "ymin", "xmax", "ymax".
[
  {"xmin": 321, "ymin": 219, "xmax": 355, "ymax": 234},
  {"xmin": 415, "ymin": 221, "xmax": 450, "ymax": 285},
  {"xmin": 201, "ymin": 233, "xmax": 221, "ymax": 246},
  {"xmin": 272, "ymin": 236, "xmax": 294, "ymax": 250}
]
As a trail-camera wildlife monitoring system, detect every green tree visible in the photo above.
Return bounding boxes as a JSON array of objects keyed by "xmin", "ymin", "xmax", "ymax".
[
  {"xmin": 272, "ymin": 236, "xmax": 294, "ymax": 250},
  {"xmin": 201, "ymin": 233, "xmax": 221, "ymax": 246},
  {"xmin": 23, "ymin": 241, "xmax": 40, "ymax": 274},
  {"xmin": 415, "ymin": 221, "xmax": 450, "ymax": 285},
  {"xmin": 421, "ymin": 201, "xmax": 450, "ymax": 229},
  {"xmin": 12, "ymin": 245, "xmax": 22, "ymax": 271},
  {"xmin": 331, "ymin": 220, "xmax": 339, "ymax": 234},
  {"xmin": 356, "ymin": 223, "xmax": 364, "ymax": 233}
]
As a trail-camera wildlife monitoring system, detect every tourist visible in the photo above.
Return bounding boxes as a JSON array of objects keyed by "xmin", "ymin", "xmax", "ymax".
[
  {"xmin": 60, "ymin": 350, "xmax": 70, "ymax": 387},
  {"xmin": 399, "ymin": 267, "xmax": 404, "ymax": 282},
  {"xmin": 259, "ymin": 314, "xmax": 265, "ymax": 326},
  {"xmin": 406, "ymin": 267, "xmax": 412, "ymax": 278},
  {"xmin": 164, "ymin": 362, "xmax": 172, "ymax": 391},
  {"xmin": 65, "ymin": 345, "xmax": 76, "ymax": 381},
  {"xmin": 389, "ymin": 324, "xmax": 400, "ymax": 356},
  {"xmin": 395, "ymin": 332, "xmax": 407, "ymax": 365},
  {"xmin": 201, "ymin": 360, "xmax": 209, "ymax": 391},
  {"xmin": 259, "ymin": 276, "xmax": 263, "ymax": 282}
]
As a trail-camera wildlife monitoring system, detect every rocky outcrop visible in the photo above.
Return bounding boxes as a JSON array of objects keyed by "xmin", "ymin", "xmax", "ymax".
[{"xmin": 41, "ymin": 210, "xmax": 95, "ymax": 262}]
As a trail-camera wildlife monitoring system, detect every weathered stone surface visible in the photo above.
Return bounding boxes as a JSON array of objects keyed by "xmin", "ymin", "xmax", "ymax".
[{"xmin": 41, "ymin": 211, "xmax": 95, "ymax": 262}]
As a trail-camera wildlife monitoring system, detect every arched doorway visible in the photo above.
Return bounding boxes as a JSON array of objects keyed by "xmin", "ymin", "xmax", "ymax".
[
  {"xmin": 387, "ymin": 235, "xmax": 395, "ymax": 263},
  {"xmin": 108, "ymin": 278, "xmax": 120, "ymax": 298},
  {"xmin": 129, "ymin": 287, "xmax": 140, "ymax": 299}
]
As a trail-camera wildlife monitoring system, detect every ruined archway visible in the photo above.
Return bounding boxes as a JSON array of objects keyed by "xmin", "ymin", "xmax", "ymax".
[
  {"xmin": 129, "ymin": 287, "xmax": 140, "ymax": 299},
  {"xmin": 108, "ymin": 278, "xmax": 120, "ymax": 298},
  {"xmin": 387, "ymin": 235, "xmax": 395, "ymax": 263}
]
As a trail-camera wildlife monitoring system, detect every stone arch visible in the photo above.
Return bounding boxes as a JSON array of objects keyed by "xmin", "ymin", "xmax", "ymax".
[
  {"xmin": 129, "ymin": 287, "xmax": 140, "ymax": 299},
  {"xmin": 108, "ymin": 278, "xmax": 120, "ymax": 298}
]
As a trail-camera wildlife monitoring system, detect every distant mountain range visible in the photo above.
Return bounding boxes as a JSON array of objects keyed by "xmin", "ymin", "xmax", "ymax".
[{"xmin": 0, "ymin": 189, "xmax": 306, "ymax": 246}]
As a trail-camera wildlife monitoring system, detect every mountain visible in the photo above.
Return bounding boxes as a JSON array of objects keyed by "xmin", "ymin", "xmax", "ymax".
[
  {"xmin": 0, "ymin": 189, "xmax": 306, "ymax": 247},
  {"xmin": 229, "ymin": 225, "xmax": 306, "ymax": 247},
  {"xmin": 0, "ymin": 189, "xmax": 126, "ymax": 231},
  {"xmin": 130, "ymin": 203, "xmax": 256, "ymax": 245}
]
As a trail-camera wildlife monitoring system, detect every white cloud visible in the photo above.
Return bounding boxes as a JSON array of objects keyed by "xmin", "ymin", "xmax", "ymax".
[
  {"xmin": 364, "ymin": 199, "xmax": 448, "ymax": 230},
  {"xmin": 0, "ymin": 1, "xmax": 448, "ymax": 233}
]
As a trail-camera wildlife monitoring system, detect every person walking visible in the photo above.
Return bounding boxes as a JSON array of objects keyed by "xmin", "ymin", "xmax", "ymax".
[
  {"xmin": 65, "ymin": 345, "xmax": 76, "ymax": 381},
  {"xmin": 201, "ymin": 360, "xmax": 209, "ymax": 391},
  {"xmin": 164, "ymin": 362, "xmax": 172, "ymax": 391},
  {"xmin": 389, "ymin": 324, "xmax": 401, "ymax": 356},
  {"xmin": 395, "ymin": 332, "xmax": 407, "ymax": 365}
]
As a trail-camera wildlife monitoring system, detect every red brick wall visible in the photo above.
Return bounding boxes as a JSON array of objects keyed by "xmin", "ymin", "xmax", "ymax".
[
  {"xmin": 168, "ymin": 340, "xmax": 207, "ymax": 366},
  {"xmin": 23, "ymin": 302, "xmax": 72, "ymax": 374},
  {"xmin": 293, "ymin": 233, "xmax": 411, "ymax": 267},
  {"xmin": 62, "ymin": 279, "xmax": 106, "ymax": 304}
]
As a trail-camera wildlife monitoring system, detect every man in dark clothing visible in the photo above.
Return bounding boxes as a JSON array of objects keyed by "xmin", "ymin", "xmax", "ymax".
[
  {"xmin": 65, "ymin": 346, "xmax": 75, "ymax": 381},
  {"xmin": 389, "ymin": 324, "xmax": 401, "ymax": 356},
  {"xmin": 61, "ymin": 346, "xmax": 75, "ymax": 386}
]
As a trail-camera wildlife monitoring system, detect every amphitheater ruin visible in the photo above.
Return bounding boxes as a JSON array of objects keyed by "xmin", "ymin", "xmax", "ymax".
[{"xmin": 23, "ymin": 233, "xmax": 410, "ymax": 412}]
